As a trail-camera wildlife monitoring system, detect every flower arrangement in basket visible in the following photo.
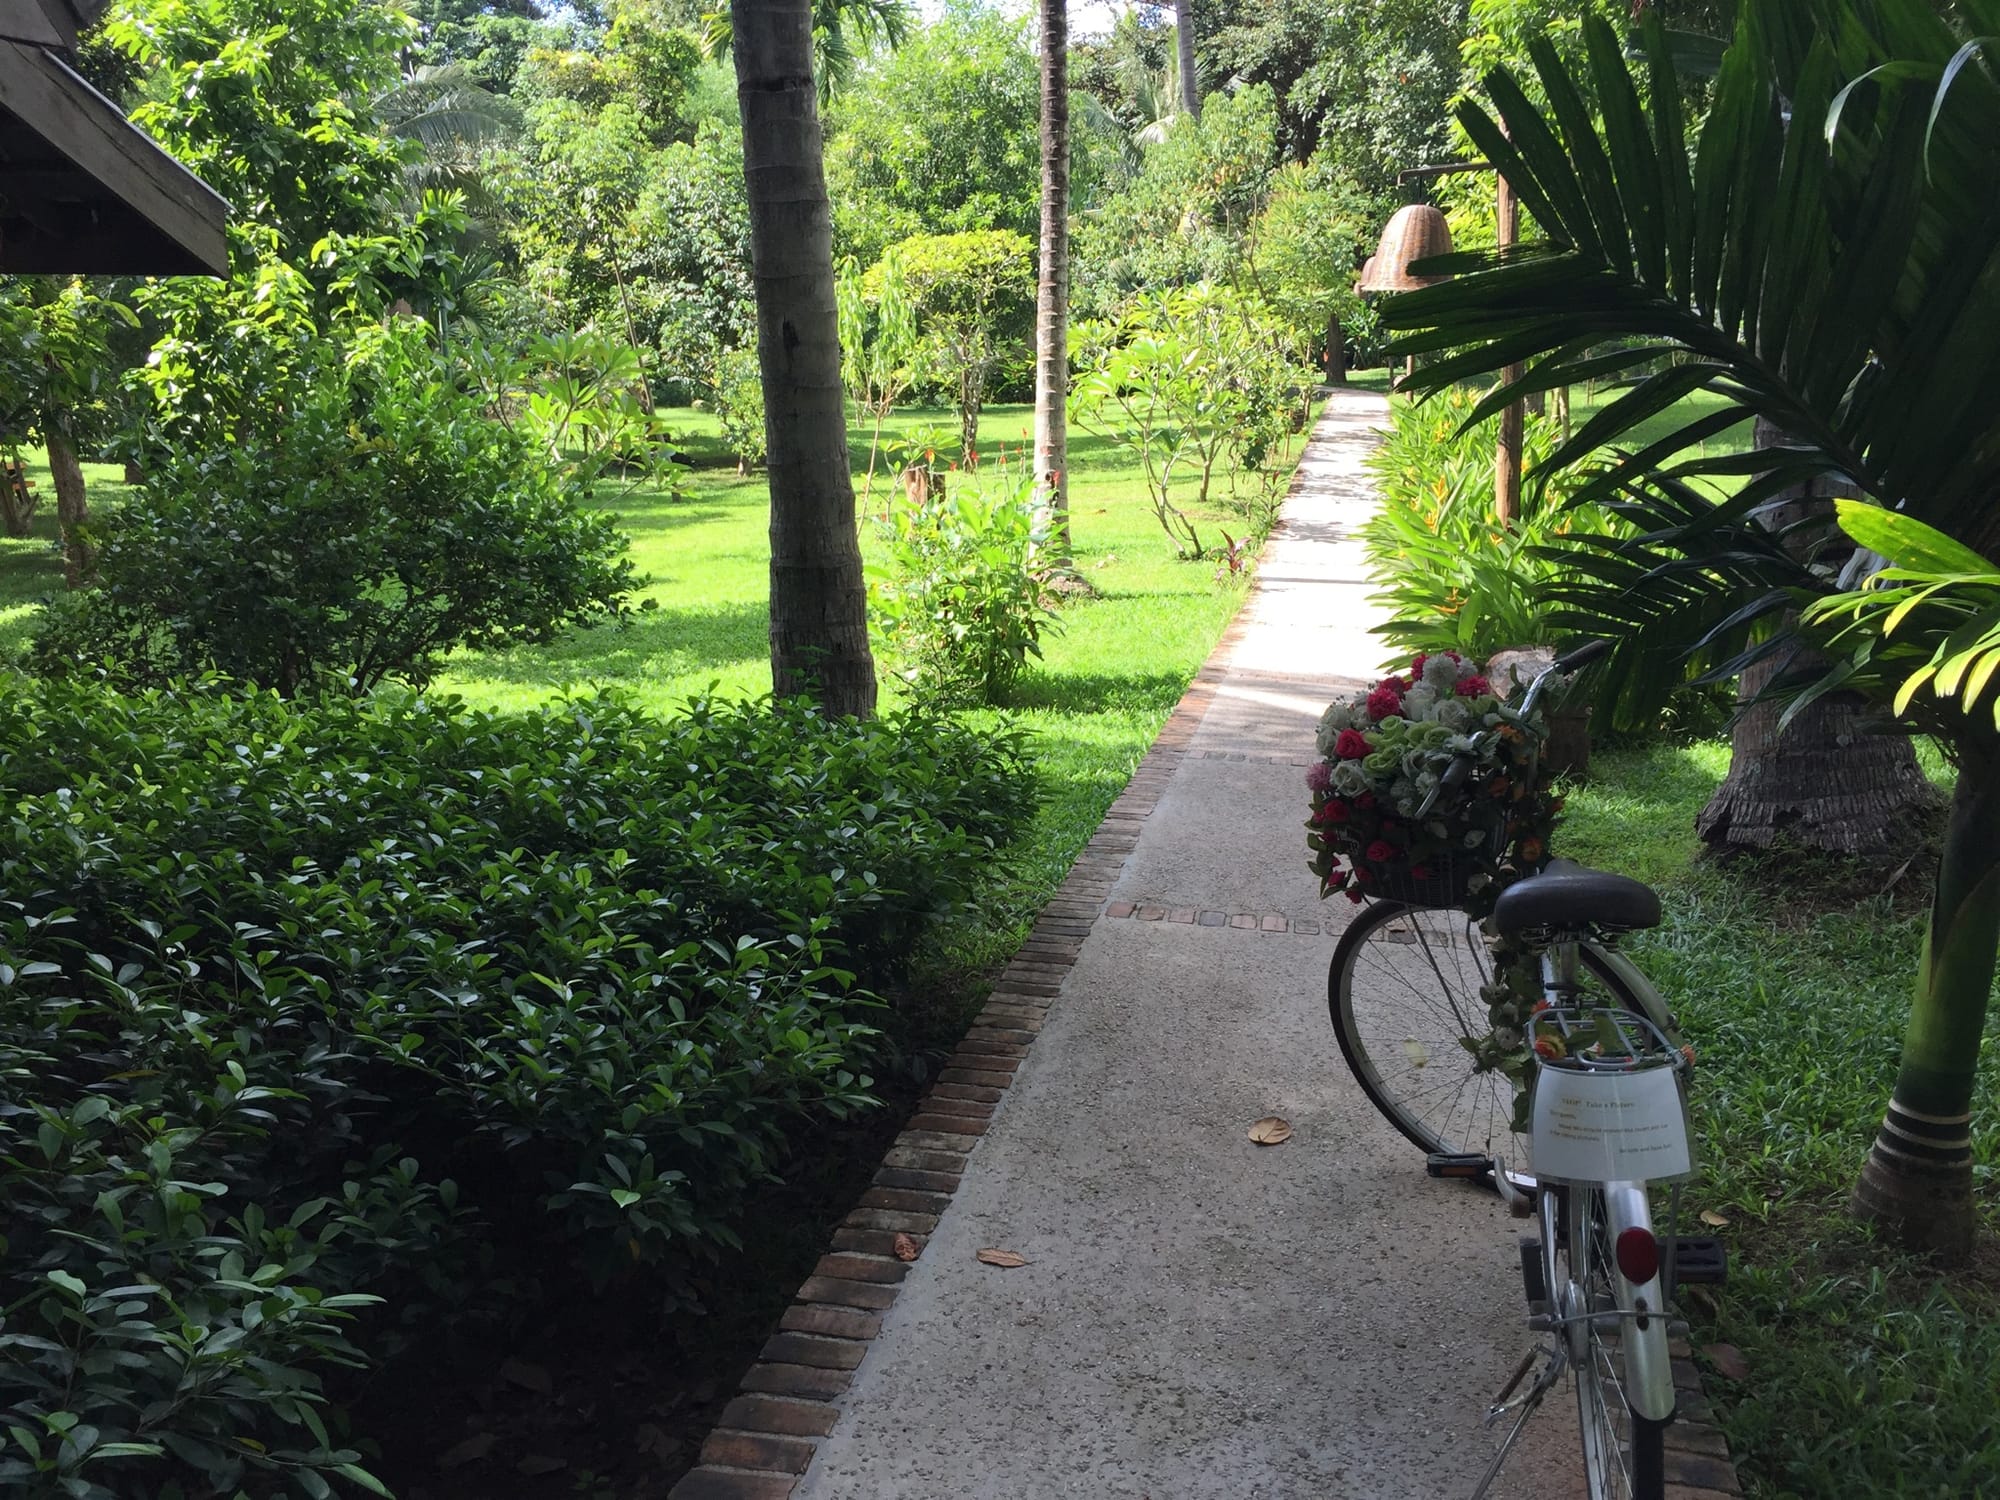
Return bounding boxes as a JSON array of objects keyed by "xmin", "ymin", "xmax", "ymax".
[{"xmin": 1305, "ymin": 652, "xmax": 1560, "ymax": 913}]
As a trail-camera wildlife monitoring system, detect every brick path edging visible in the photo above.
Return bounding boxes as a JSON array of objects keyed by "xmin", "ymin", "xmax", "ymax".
[
  {"xmin": 665, "ymin": 527, "xmax": 1749, "ymax": 1499},
  {"xmin": 663, "ymin": 592, "xmax": 1258, "ymax": 1500}
]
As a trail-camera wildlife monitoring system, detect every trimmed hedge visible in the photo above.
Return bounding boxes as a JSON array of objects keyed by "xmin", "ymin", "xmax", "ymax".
[{"xmin": 0, "ymin": 681, "xmax": 1033, "ymax": 1498}]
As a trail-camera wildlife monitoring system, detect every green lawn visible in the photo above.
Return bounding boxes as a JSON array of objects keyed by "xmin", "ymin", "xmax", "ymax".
[
  {"xmin": 1561, "ymin": 744, "xmax": 2000, "ymax": 1499},
  {"xmin": 0, "ymin": 458, "xmax": 132, "ymax": 661}
]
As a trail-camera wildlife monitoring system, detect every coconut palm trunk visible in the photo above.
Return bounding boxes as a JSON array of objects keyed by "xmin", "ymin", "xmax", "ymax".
[
  {"xmin": 1033, "ymin": 0, "xmax": 1071, "ymax": 561},
  {"xmin": 1698, "ymin": 425, "xmax": 1935, "ymax": 855},
  {"xmin": 1854, "ymin": 745, "xmax": 2000, "ymax": 1262},
  {"xmin": 1173, "ymin": 0, "xmax": 1200, "ymax": 120},
  {"xmin": 730, "ymin": 0, "xmax": 876, "ymax": 717}
]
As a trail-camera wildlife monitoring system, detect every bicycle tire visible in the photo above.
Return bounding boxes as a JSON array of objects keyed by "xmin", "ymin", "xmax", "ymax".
[
  {"xmin": 1565, "ymin": 1184, "xmax": 1670, "ymax": 1500},
  {"xmin": 1327, "ymin": 900, "xmax": 1645, "ymax": 1170}
]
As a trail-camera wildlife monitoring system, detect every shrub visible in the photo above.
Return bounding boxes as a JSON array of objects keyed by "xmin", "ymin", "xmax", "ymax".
[
  {"xmin": 712, "ymin": 346, "xmax": 766, "ymax": 474},
  {"xmin": 1361, "ymin": 386, "xmax": 1629, "ymax": 660},
  {"xmin": 0, "ymin": 679, "xmax": 1035, "ymax": 1497},
  {"xmin": 31, "ymin": 321, "xmax": 636, "ymax": 695},
  {"xmin": 1070, "ymin": 284, "xmax": 1317, "ymax": 559},
  {"xmin": 870, "ymin": 467, "xmax": 1057, "ymax": 706}
]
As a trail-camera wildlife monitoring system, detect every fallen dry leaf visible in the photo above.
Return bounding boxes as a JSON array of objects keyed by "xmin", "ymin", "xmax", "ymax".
[
  {"xmin": 498, "ymin": 1356, "xmax": 552, "ymax": 1395},
  {"xmin": 1248, "ymin": 1115, "xmax": 1294, "ymax": 1146},
  {"xmin": 976, "ymin": 1247, "xmax": 1028, "ymax": 1268},
  {"xmin": 1702, "ymin": 1342, "xmax": 1750, "ymax": 1381},
  {"xmin": 892, "ymin": 1232, "xmax": 921, "ymax": 1262},
  {"xmin": 1699, "ymin": 1208, "xmax": 1730, "ymax": 1227},
  {"xmin": 438, "ymin": 1433, "xmax": 496, "ymax": 1471}
]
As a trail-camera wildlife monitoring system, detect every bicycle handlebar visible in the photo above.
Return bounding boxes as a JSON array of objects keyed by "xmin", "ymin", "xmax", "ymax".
[{"xmin": 1413, "ymin": 641, "xmax": 1609, "ymax": 820}]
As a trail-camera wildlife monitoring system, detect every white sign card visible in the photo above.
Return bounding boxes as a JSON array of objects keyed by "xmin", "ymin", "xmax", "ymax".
[{"xmin": 1530, "ymin": 1065, "xmax": 1693, "ymax": 1184}]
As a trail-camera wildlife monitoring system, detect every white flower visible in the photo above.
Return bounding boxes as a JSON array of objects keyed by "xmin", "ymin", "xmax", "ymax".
[
  {"xmin": 1401, "ymin": 683, "xmax": 1439, "ymax": 720},
  {"xmin": 1390, "ymin": 776, "xmax": 1420, "ymax": 815},
  {"xmin": 1463, "ymin": 828, "xmax": 1488, "ymax": 848},
  {"xmin": 1330, "ymin": 758, "xmax": 1372, "ymax": 796},
  {"xmin": 1443, "ymin": 733, "xmax": 1479, "ymax": 755},
  {"xmin": 1423, "ymin": 654, "xmax": 1462, "ymax": 692},
  {"xmin": 1315, "ymin": 702, "xmax": 1356, "ymax": 757},
  {"xmin": 1435, "ymin": 699, "xmax": 1473, "ymax": 732}
]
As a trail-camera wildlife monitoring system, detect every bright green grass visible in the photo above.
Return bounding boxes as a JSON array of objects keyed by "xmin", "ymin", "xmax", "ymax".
[{"xmin": 1560, "ymin": 744, "xmax": 2000, "ymax": 1500}]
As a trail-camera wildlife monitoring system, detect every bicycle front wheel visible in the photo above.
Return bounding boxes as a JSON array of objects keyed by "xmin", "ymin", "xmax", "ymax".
[
  {"xmin": 1327, "ymin": 900, "xmax": 1645, "ymax": 1171},
  {"xmin": 1565, "ymin": 1184, "xmax": 1671, "ymax": 1500}
]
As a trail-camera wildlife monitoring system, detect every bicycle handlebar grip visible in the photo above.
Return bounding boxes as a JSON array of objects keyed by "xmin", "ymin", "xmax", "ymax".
[
  {"xmin": 1552, "ymin": 639, "xmax": 1611, "ymax": 674},
  {"xmin": 1416, "ymin": 752, "xmax": 1476, "ymax": 819}
]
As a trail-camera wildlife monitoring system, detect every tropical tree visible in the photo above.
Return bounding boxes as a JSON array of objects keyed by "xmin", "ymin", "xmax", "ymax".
[
  {"xmin": 1034, "ymin": 0, "xmax": 1071, "ymax": 560},
  {"xmin": 1378, "ymin": 1, "xmax": 2000, "ymax": 1259},
  {"xmin": 730, "ymin": 0, "xmax": 877, "ymax": 715}
]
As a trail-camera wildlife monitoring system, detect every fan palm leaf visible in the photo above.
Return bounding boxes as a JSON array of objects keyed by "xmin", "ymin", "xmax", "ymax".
[{"xmin": 1379, "ymin": 1, "xmax": 2000, "ymax": 724}]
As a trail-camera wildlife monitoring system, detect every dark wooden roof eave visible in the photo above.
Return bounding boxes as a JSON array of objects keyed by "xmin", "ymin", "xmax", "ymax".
[{"xmin": 0, "ymin": 35, "xmax": 227, "ymax": 275}]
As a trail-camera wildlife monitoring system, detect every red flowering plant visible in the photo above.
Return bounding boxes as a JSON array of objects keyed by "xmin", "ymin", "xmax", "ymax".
[{"xmin": 1304, "ymin": 651, "xmax": 1560, "ymax": 914}]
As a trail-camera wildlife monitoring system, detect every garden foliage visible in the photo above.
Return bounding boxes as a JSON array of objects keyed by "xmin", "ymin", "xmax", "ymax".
[
  {"xmin": 34, "ymin": 321, "xmax": 635, "ymax": 696},
  {"xmin": 1070, "ymin": 284, "xmax": 1316, "ymax": 558},
  {"xmin": 1360, "ymin": 386, "xmax": 1627, "ymax": 661},
  {"xmin": 871, "ymin": 468, "xmax": 1057, "ymax": 705},
  {"xmin": 0, "ymin": 680, "xmax": 1034, "ymax": 1497}
]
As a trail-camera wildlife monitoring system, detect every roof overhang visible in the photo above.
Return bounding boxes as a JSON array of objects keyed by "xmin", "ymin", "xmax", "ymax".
[{"xmin": 0, "ymin": 0, "xmax": 227, "ymax": 275}]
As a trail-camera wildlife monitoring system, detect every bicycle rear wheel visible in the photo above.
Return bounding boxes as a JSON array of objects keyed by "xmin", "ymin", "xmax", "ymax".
[
  {"xmin": 1327, "ymin": 900, "xmax": 1644, "ymax": 1171},
  {"xmin": 1565, "ymin": 1185, "xmax": 1670, "ymax": 1500}
]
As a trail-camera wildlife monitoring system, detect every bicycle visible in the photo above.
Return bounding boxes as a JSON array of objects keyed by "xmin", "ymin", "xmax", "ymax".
[{"xmin": 1324, "ymin": 642, "xmax": 1724, "ymax": 1500}]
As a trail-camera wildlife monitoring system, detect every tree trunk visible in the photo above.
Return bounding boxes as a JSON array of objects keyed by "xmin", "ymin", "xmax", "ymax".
[
  {"xmin": 1853, "ymin": 745, "xmax": 2000, "ymax": 1262},
  {"xmin": 1698, "ymin": 419, "xmax": 1934, "ymax": 853},
  {"xmin": 731, "ymin": 0, "xmax": 876, "ymax": 717},
  {"xmin": 1173, "ymin": 0, "xmax": 1200, "ymax": 120},
  {"xmin": 1033, "ymin": 0, "xmax": 1071, "ymax": 561},
  {"xmin": 1324, "ymin": 313, "xmax": 1346, "ymax": 387},
  {"xmin": 0, "ymin": 455, "xmax": 35, "ymax": 537},
  {"xmin": 47, "ymin": 429, "xmax": 90, "ymax": 589}
]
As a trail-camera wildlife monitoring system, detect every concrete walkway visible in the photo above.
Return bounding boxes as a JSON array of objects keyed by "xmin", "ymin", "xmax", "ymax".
[{"xmin": 790, "ymin": 392, "xmax": 1583, "ymax": 1499}]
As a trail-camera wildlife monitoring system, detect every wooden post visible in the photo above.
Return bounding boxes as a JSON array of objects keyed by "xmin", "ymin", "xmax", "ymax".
[{"xmin": 1495, "ymin": 172, "xmax": 1522, "ymax": 528}]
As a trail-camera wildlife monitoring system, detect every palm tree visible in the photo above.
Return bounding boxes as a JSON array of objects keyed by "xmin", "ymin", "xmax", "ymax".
[
  {"xmin": 1378, "ymin": 0, "xmax": 2000, "ymax": 1260},
  {"xmin": 1173, "ymin": 0, "xmax": 1200, "ymax": 120},
  {"xmin": 730, "ymin": 0, "xmax": 877, "ymax": 716},
  {"xmin": 703, "ymin": 0, "xmax": 913, "ymax": 102},
  {"xmin": 1033, "ymin": 0, "xmax": 1071, "ymax": 561}
]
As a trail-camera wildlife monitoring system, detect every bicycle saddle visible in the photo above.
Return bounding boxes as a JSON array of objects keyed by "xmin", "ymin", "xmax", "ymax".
[{"xmin": 1491, "ymin": 858, "xmax": 1661, "ymax": 937}]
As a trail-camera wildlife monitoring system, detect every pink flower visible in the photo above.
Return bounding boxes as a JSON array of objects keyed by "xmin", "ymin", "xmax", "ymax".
[
  {"xmin": 1455, "ymin": 674, "xmax": 1492, "ymax": 698},
  {"xmin": 1305, "ymin": 761, "xmax": 1332, "ymax": 793},
  {"xmin": 1366, "ymin": 684, "xmax": 1403, "ymax": 721},
  {"xmin": 1365, "ymin": 839, "xmax": 1396, "ymax": 863},
  {"xmin": 1334, "ymin": 728, "xmax": 1371, "ymax": 760}
]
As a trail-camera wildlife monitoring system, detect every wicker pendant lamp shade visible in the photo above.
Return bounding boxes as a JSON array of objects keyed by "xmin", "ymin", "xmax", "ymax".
[{"xmin": 1356, "ymin": 204, "xmax": 1454, "ymax": 293}]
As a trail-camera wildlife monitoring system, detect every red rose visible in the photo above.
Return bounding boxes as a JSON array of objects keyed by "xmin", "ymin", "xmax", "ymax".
[
  {"xmin": 1318, "ymin": 799, "xmax": 1351, "ymax": 824},
  {"xmin": 1346, "ymin": 888, "xmax": 1366, "ymax": 904},
  {"xmin": 1365, "ymin": 839, "xmax": 1396, "ymax": 863},
  {"xmin": 1366, "ymin": 684, "xmax": 1403, "ymax": 720},
  {"xmin": 1409, "ymin": 864, "xmax": 1433, "ymax": 880},
  {"xmin": 1410, "ymin": 653, "xmax": 1428, "ymax": 676},
  {"xmin": 1455, "ymin": 674, "xmax": 1492, "ymax": 698},
  {"xmin": 1352, "ymin": 866, "xmax": 1372, "ymax": 884},
  {"xmin": 1356, "ymin": 792, "xmax": 1376, "ymax": 809},
  {"xmin": 1334, "ymin": 728, "xmax": 1371, "ymax": 760}
]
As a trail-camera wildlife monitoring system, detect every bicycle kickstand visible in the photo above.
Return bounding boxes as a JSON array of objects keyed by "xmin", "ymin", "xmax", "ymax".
[{"xmin": 1466, "ymin": 1343, "xmax": 1563, "ymax": 1500}]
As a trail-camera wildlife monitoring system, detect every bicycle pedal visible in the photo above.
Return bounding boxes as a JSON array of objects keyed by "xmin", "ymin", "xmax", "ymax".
[
  {"xmin": 1425, "ymin": 1152, "xmax": 1492, "ymax": 1179},
  {"xmin": 1673, "ymin": 1236, "xmax": 1728, "ymax": 1284}
]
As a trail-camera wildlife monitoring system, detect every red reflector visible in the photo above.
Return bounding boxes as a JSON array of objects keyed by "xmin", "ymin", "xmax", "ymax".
[{"xmin": 1615, "ymin": 1227, "xmax": 1660, "ymax": 1285}]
